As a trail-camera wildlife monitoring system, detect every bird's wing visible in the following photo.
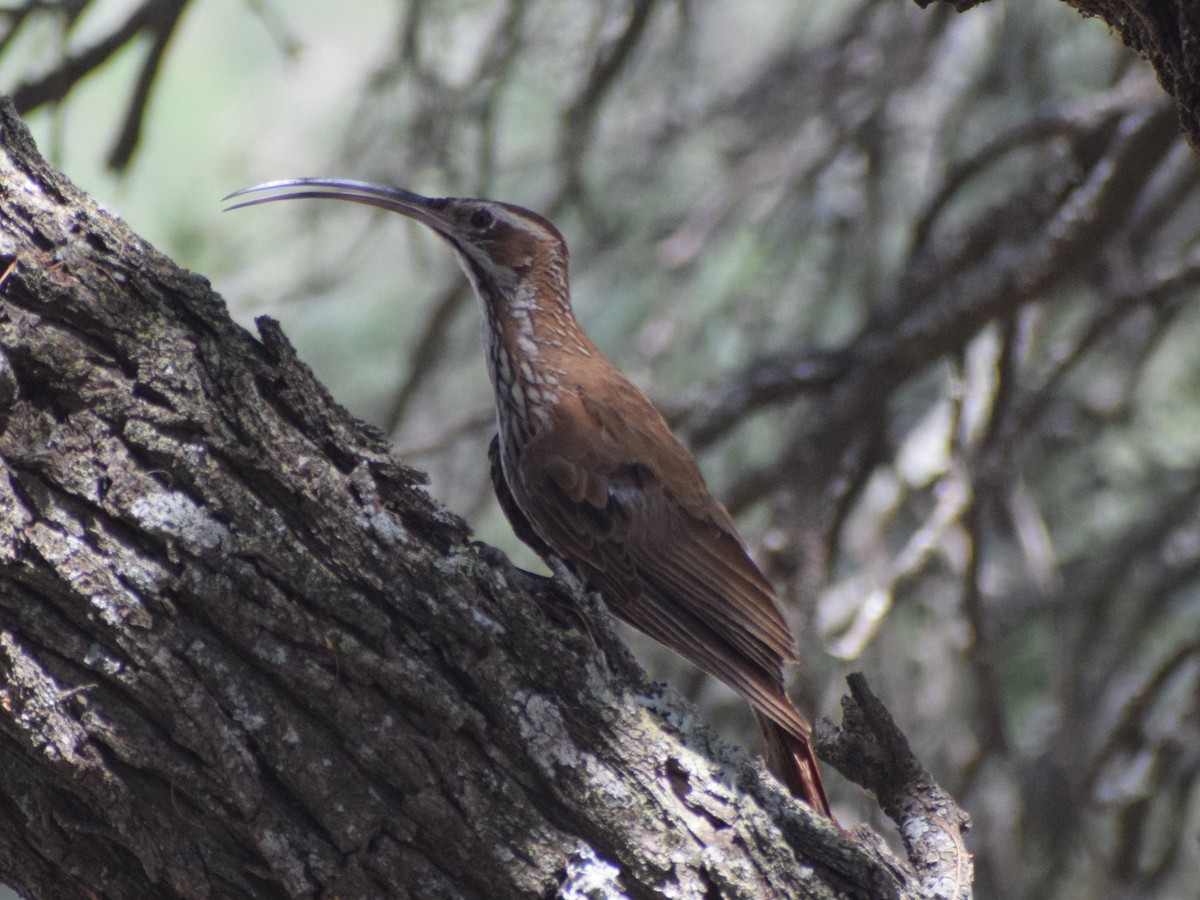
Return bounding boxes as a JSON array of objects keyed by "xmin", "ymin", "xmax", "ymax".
[
  {"xmin": 517, "ymin": 384, "xmax": 810, "ymax": 738},
  {"xmin": 488, "ymin": 433, "xmax": 557, "ymax": 564}
]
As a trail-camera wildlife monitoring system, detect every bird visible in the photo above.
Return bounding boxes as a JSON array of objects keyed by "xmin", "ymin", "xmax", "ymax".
[{"xmin": 224, "ymin": 179, "xmax": 833, "ymax": 818}]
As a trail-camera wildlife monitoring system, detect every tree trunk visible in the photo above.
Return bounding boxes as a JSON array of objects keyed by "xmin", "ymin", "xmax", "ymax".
[{"xmin": 0, "ymin": 101, "xmax": 935, "ymax": 898}]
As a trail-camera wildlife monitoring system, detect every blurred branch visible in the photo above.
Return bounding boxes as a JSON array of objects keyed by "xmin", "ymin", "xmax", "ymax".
[
  {"xmin": 959, "ymin": 471, "xmax": 1011, "ymax": 762},
  {"xmin": 0, "ymin": 0, "xmax": 87, "ymax": 58},
  {"xmin": 11, "ymin": 0, "xmax": 191, "ymax": 172},
  {"xmin": 392, "ymin": 406, "xmax": 494, "ymax": 459},
  {"xmin": 1086, "ymin": 636, "xmax": 1200, "ymax": 798},
  {"xmin": 660, "ymin": 2, "xmax": 939, "ymax": 274},
  {"xmin": 554, "ymin": 0, "xmax": 659, "ymax": 199},
  {"xmin": 908, "ymin": 76, "xmax": 1163, "ymax": 260},
  {"xmin": 826, "ymin": 462, "xmax": 972, "ymax": 661},
  {"xmin": 956, "ymin": 313, "xmax": 1022, "ymax": 771},
  {"xmin": 1011, "ymin": 253, "xmax": 1200, "ymax": 444},
  {"xmin": 105, "ymin": 0, "xmax": 187, "ymax": 170},
  {"xmin": 697, "ymin": 98, "xmax": 1179, "ymax": 500},
  {"xmin": 918, "ymin": 0, "xmax": 1200, "ymax": 156},
  {"xmin": 382, "ymin": 280, "xmax": 469, "ymax": 437},
  {"xmin": 1053, "ymin": 472, "xmax": 1200, "ymax": 709}
]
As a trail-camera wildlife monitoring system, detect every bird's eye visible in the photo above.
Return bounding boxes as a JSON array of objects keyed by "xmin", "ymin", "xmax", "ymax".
[{"xmin": 469, "ymin": 208, "xmax": 495, "ymax": 230}]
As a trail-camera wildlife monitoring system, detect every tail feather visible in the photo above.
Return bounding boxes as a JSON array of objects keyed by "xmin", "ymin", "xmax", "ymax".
[{"xmin": 756, "ymin": 712, "xmax": 834, "ymax": 820}]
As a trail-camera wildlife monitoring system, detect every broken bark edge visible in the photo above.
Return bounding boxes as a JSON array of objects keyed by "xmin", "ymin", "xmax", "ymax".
[{"xmin": 814, "ymin": 673, "xmax": 974, "ymax": 900}]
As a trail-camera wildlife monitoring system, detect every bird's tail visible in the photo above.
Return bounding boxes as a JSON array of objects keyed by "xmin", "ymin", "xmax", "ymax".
[{"xmin": 756, "ymin": 712, "xmax": 834, "ymax": 821}]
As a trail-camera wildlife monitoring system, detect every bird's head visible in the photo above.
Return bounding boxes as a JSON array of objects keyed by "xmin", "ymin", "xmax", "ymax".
[{"xmin": 224, "ymin": 179, "xmax": 570, "ymax": 308}]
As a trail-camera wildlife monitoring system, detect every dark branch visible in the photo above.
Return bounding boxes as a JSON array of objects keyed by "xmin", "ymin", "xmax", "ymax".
[{"xmin": 816, "ymin": 674, "xmax": 973, "ymax": 900}]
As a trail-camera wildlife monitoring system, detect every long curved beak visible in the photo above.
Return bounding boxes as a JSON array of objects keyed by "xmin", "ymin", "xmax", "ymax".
[{"xmin": 223, "ymin": 178, "xmax": 450, "ymax": 234}]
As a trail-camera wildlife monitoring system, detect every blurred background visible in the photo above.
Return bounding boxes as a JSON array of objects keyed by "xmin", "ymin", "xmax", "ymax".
[{"xmin": 5, "ymin": 1, "xmax": 1200, "ymax": 897}]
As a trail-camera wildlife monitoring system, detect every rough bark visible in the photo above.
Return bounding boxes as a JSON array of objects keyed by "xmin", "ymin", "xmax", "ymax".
[{"xmin": 0, "ymin": 101, "xmax": 952, "ymax": 899}]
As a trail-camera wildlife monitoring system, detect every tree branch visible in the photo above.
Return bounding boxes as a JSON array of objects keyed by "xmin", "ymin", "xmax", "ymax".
[{"xmin": 816, "ymin": 674, "xmax": 973, "ymax": 900}]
